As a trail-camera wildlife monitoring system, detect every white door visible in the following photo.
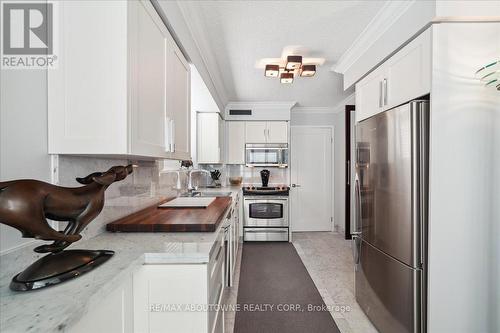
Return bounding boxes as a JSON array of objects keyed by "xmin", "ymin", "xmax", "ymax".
[
  {"xmin": 267, "ymin": 121, "xmax": 288, "ymax": 143},
  {"xmin": 245, "ymin": 121, "xmax": 267, "ymax": 143},
  {"xmin": 290, "ymin": 127, "xmax": 333, "ymax": 231}
]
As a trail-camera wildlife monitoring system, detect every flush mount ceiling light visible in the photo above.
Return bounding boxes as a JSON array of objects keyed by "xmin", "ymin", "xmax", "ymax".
[
  {"xmin": 260, "ymin": 53, "xmax": 322, "ymax": 84},
  {"xmin": 280, "ymin": 72, "xmax": 294, "ymax": 84},
  {"xmin": 476, "ymin": 60, "xmax": 500, "ymax": 91}
]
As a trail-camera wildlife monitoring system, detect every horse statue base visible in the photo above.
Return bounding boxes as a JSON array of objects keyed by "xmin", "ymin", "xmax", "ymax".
[{"xmin": 10, "ymin": 249, "xmax": 114, "ymax": 291}]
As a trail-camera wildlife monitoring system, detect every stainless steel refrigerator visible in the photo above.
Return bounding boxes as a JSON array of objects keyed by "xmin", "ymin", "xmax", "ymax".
[{"xmin": 353, "ymin": 100, "xmax": 429, "ymax": 333}]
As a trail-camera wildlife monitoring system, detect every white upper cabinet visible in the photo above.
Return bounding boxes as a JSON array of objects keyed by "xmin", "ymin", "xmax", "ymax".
[
  {"xmin": 244, "ymin": 121, "xmax": 287, "ymax": 144},
  {"xmin": 385, "ymin": 28, "xmax": 431, "ymax": 110},
  {"xmin": 245, "ymin": 121, "xmax": 268, "ymax": 143},
  {"xmin": 129, "ymin": 0, "xmax": 170, "ymax": 157},
  {"xmin": 167, "ymin": 43, "xmax": 191, "ymax": 160},
  {"xmin": 48, "ymin": 0, "xmax": 190, "ymax": 160},
  {"xmin": 355, "ymin": 28, "xmax": 431, "ymax": 122},
  {"xmin": 355, "ymin": 66, "xmax": 386, "ymax": 122},
  {"xmin": 197, "ymin": 112, "xmax": 223, "ymax": 164},
  {"xmin": 267, "ymin": 121, "xmax": 288, "ymax": 143},
  {"xmin": 226, "ymin": 121, "xmax": 245, "ymax": 164}
]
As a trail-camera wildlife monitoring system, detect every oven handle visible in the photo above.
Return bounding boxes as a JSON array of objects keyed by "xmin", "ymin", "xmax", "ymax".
[{"xmin": 244, "ymin": 228, "xmax": 288, "ymax": 233}]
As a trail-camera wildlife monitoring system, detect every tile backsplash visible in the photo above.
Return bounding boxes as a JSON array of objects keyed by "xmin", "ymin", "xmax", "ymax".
[
  {"xmin": 198, "ymin": 164, "xmax": 289, "ymax": 186},
  {"xmin": 57, "ymin": 156, "xmax": 188, "ymax": 240}
]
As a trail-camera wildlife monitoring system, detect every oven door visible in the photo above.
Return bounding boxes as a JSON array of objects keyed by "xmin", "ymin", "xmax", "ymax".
[{"xmin": 244, "ymin": 197, "xmax": 289, "ymax": 227}]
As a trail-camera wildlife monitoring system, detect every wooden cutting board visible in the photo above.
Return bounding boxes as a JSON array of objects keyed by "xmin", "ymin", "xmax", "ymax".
[{"xmin": 106, "ymin": 196, "xmax": 232, "ymax": 232}]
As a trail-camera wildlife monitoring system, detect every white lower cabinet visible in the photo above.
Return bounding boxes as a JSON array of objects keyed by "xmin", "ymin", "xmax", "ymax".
[
  {"xmin": 71, "ymin": 276, "xmax": 134, "ymax": 333},
  {"xmin": 134, "ymin": 233, "xmax": 224, "ymax": 333}
]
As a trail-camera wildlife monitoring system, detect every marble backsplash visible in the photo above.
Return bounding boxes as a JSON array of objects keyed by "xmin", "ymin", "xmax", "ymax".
[
  {"xmin": 57, "ymin": 156, "xmax": 197, "ymax": 241},
  {"xmin": 199, "ymin": 164, "xmax": 289, "ymax": 186}
]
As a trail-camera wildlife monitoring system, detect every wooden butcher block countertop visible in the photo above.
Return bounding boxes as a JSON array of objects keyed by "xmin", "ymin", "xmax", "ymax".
[{"xmin": 106, "ymin": 196, "xmax": 232, "ymax": 232}]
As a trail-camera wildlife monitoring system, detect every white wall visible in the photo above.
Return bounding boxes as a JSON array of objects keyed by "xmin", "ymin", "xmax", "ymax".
[
  {"xmin": 427, "ymin": 22, "xmax": 500, "ymax": 333},
  {"xmin": 0, "ymin": 69, "xmax": 52, "ymax": 253}
]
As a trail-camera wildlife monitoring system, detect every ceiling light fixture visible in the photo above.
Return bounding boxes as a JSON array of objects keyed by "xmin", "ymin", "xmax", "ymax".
[
  {"xmin": 280, "ymin": 72, "xmax": 294, "ymax": 84},
  {"xmin": 265, "ymin": 64, "xmax": 280, "ymax": 77},
  {"xmin": 285, "ymin": 55, "xmax": 302, "ymax": 70},
  {"xmin": 300, "ymin": 64, "xmax": 316, "ymax": 77},
  {"xmin": 261, "ymin": 52, "xmax": 323, "ymax": 84}
]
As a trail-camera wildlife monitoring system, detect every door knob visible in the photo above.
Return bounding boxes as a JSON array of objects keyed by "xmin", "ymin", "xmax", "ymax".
[{"xmin": 291, "ymin": 184, "xmax": 301, "ymax": 188}]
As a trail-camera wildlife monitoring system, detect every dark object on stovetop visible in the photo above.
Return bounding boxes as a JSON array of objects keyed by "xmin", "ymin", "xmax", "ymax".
[
  {"xmin": 243, "ymin": 186, "xmax": 290, "ymax": 196},
  {"xmin": 210, "ymin": 169, "xmax": 221, "ymax": 180},
  {"xmin": 260, "ymin": 169, "xmax": 270, "ymax": 187},
  {"xmin": 181, "ymin": 160, "xmax": 193, "ymax": 169},
  {"xmin": 0, "ymin": 164, "xmax": 134, "ymax": 291}
]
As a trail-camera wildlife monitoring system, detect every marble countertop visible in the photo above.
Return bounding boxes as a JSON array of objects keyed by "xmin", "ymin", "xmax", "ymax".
[{"xmin": 0, "ymin": 186, "xmax": 241, "ymax": 333}]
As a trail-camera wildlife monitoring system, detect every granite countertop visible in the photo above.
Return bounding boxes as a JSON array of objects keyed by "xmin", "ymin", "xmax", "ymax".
[{"xmin": 0, "ymin": 186, "xmax": 241, "ymax": 333}]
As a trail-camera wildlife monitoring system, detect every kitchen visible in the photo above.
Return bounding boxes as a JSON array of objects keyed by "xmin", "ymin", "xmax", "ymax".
[{"xmin": 0, "ymin": 1, "xmax": 499, "ymax": 333}]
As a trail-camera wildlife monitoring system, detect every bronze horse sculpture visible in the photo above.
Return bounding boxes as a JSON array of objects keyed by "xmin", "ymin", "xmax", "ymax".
[{"xmin": 0, "ymin": 164, "xmax": 134, "ymax": 290}]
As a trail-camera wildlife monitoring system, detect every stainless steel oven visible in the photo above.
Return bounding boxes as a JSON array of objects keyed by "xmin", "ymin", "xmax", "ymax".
[
  {"xmin": 243, "ymin": 196, "xmax": 289, "ymax": 241},
  {"xmin": 245, "ymin": 143, "xmax": 288, "ymax": 167}
]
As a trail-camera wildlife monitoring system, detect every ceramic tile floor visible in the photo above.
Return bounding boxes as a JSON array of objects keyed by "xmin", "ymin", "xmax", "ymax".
[
  {"xmin": 293, "ymin": 232, "xmax": 378, "ymax": 333},
  {"xmin": 223, "ymin": 232, "xmax": 378, "ymax": 333}
]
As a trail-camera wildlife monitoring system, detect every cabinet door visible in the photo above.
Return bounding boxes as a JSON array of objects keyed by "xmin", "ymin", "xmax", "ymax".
[
  {"xmin": 385, "ymin": 28, "xmax": 431, "ymax": 110},
  {"xmin": 197, "ymin": 113, "xmax": 220, "ymax": 164},
  {"xmin": 129, "ymin": 0, "xmax": 169, "ymax": 157},
  {"xmin": 355, "ymin": 66, "xmax": 385, "ymax": 122},
  {"xmin": 71, "ymin": 276, "xmax": 133, "ymax": 333},
  {"xmin": 226, "ymin": 121, "xmax": 246, "ymax": 164},
  {"xmin": 267, "ymin": 121, "xmax": 288, "ymax": 143},
  {"xmin": 167, "ymin": 41, "xmax": 191, "ymax": 160},
  {"xmin": 245, "ymin": 121, "xmax": 267, "ymax": 143},
  {"xmin": 134, "ymin": 265, "xmax": 208, "ymax": 333},
  {"xmin": 48, "ymin": 1, "xmax": 128, "ymax": 154}
]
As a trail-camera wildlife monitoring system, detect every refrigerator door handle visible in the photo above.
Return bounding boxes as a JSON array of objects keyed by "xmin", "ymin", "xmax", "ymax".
[
  {"xmin": 352, "ymin": 172, "xmax": 362, "ymax": 236},
  {"xmin": 352, "ymin": 235, "xmax": 361, "ymax": 266}
]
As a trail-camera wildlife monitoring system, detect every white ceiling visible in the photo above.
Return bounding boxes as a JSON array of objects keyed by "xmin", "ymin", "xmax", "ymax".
[{"xmin": 178, "ymin": 0, "xmax": 386, "ymax": 108}]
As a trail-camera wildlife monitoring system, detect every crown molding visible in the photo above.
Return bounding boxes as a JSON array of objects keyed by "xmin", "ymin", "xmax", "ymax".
[
  {"xmin": 226, "ymin": 101, "xmax": 297, "ymax": 109},
  {"xmin": 331, "ymin": 1, "xmax": 415, "ymax": 74},
  {"xmin": 176, "ymin": 1, "xmax": 229, "ymax": 104},
  {"xmin": 291, "ymin": 94, "xmax": 355, "ymax": 114}
]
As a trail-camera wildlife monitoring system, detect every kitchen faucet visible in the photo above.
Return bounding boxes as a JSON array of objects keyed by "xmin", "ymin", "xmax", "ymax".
[{"xmin": 187, "ymin": 169, "xmax": 210, "ymax": 193}]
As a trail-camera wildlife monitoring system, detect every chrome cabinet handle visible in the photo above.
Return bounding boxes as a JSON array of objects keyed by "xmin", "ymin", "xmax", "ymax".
[
  {"xmin": 383, "ymin": 78, "xmax": 388, "ymax": 106},
  {"xmin": 291, "ymin": 184, "xmax": 301, "ymax": 188},
  {"xmin": 379, "ymin": 81, "xmax": 383, "ymax": 108}
]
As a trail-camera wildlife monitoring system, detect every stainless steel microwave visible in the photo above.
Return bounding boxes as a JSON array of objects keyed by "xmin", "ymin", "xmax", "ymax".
[{"xmin": 245, "ymin": 143, "xmax": 288, "ymax": 167}]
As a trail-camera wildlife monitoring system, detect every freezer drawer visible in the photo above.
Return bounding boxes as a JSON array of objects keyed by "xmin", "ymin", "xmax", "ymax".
[
  {"xmin": 243, "ymin": 228, "xmax": 289, "ymax": 242},
  {"xmin": 355, "ymin": 238, "xmax": 423, "ymax": 333}
]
